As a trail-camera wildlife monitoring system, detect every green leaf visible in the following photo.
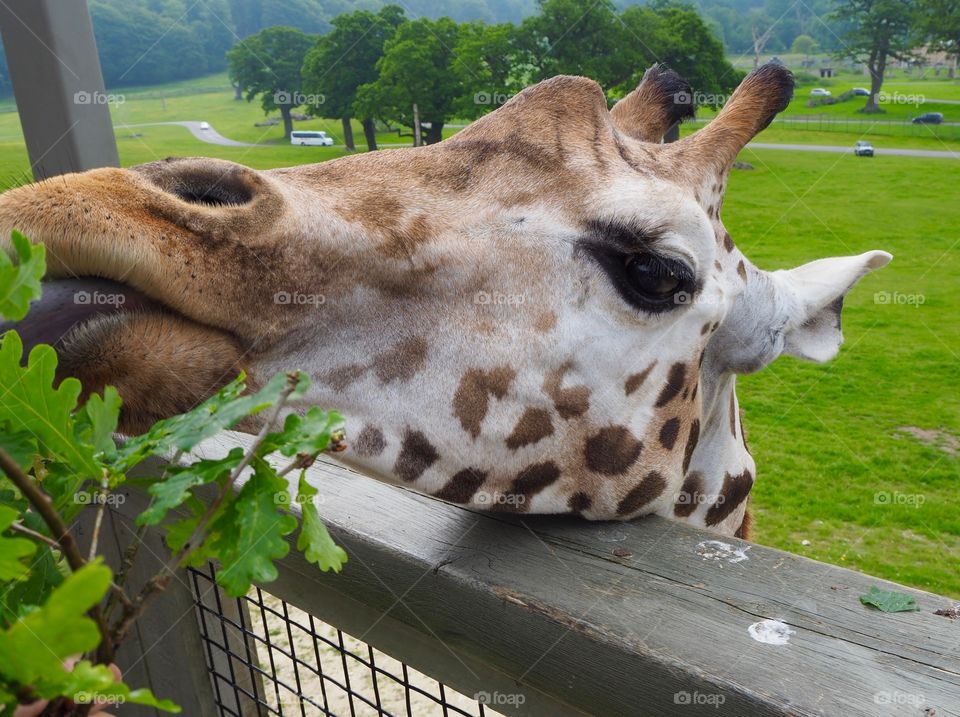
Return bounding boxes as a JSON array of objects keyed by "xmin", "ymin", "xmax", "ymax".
[
  {"xmin": 0, "ymin": 506, "xmax": 35, "ymax": 581},
  {"xmin": 75, "ymin": 386, "xmax": 122, "ymax": 459},
  {"xmin": 32, "ymin": 660, "xmax": 180, "ymax": 712},
  {"xmin": 0, "ymin": 425, "xmax": 38, "ymax": 471},
  {"xmin": 263, "ymin": 408, "xmax": 345, "ymax": 457},
  {"xmin": 137, "ymin": 448, "xmax": 245, "ymax": 526},
  {"xmin": 295, "ymin": 474, "xmax": 347, "ymax": 573},
  {"xmin": 205, "ymin": 459, "xmax": 297, "ymax": 597},
  {"xmin": 0, "ymin": 231, "xmax": 45, "ymax": 322},
  {"xmin": 0, "ymin": 561, "xmax": 110, "ymax": 685},
  {"xmin": 0, "ymin": 332, "xmax": 103, "ymax": 483},
  {"xmin": 859, "ymin": 585, "xmax": 921, "ymax": 613},
  {"xmin": 115, "ymin": 372, "xmax": 309, "ymax": 472},
  {"xmin": 0, "ymin": 542, "xmax": 63, "ymax": 625}
]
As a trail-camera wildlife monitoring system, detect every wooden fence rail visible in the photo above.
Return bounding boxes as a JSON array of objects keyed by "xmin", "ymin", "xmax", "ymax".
[{"xmin": 92, "ymin": 431, "xmax": 960, "ymax": 717}]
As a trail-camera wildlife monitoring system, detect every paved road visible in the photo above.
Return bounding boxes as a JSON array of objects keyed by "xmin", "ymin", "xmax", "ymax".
[
  {"xmin": 747, "ymin": 142, "xmax": 959, "ymax": 158},
  {"xmin": 116, "ymin": 120, "xmax": 258, "ymax": 147}
]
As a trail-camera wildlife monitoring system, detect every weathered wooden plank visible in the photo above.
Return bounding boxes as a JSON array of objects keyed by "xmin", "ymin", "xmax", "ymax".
[{"xmin": 179, "ymin": 432, "xmax": 960, "ymax": 716}]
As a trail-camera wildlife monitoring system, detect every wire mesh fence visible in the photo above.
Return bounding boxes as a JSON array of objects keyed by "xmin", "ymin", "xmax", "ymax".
[{"xmin": 188, "ymin": 564, "xmax": 503, "ymax": 717}]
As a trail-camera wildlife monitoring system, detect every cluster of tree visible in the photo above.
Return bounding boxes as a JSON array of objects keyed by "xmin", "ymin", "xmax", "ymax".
[{"xmin": 228, "ymin": 0, "xmax": 740, "ymax": 148}]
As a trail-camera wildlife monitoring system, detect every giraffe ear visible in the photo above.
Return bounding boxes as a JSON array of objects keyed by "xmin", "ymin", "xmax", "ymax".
[{"xmin": 777, "ymin": 250, "xmax": 892, "ymax": 363}]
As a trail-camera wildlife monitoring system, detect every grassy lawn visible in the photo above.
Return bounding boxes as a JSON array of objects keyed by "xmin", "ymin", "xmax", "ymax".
[
  {"xmin": 723, "ymin": 149, "xmax": 960, "ymax": 597},
  {"xmin": 0, "ymin": 71, "xmax": 956, "ymax": 597}
]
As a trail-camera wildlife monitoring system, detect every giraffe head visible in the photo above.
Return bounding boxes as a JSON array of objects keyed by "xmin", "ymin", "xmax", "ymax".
[{"xmin": 0, "ymin": 63, "xmax": 889, "ymax": 536}]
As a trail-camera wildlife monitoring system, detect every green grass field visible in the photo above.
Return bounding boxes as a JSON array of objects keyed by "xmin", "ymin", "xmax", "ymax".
[{"xmin": 0, "ymin": 71, "xmax": 957, "ymax": 597}]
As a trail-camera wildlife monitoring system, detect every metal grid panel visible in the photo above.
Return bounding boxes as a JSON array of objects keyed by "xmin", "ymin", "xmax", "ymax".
[{"xmin": 189, "ymin": 565, "xmax": 500, "ymax": 717}]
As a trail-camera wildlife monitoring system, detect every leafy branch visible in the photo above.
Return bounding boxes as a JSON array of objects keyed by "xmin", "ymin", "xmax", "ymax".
[{"xmin": 0, "ymin": 234, "xmax": 348, "ymax": 714}]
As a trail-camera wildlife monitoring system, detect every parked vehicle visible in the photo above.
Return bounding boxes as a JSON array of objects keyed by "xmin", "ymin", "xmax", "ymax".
[
  {"xmin": 810, "ymin": 88, "xmax": 832, "ymax": 97},
  {"xmin": 912, "ymin": 112, "xmax": 944, "ymax": 125},
  {"xmin": 852, "ymin": 88, "xmax": 870, "ymax": 97},
  {"xmin": 854, "ymin": 140, "xmax": 874, "ymax": 157},
  {"xmin": 199, "ymin": 121, "xmax": 210, "ymax": 130},
  {"xmin": 291, "ymin": 130, "xmax": 334, "ymax": 146}
]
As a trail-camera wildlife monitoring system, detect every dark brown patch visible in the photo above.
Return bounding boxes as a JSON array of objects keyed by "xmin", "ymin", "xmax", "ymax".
[
  {"xmin": 453, "ymin": 366, "xmax": 516, "ymax": 438},
  {"xmin": 534, "ymin": 310, "xmax": 557, "ymax": 334},
  {"xmin": 543, "ymin": 362, "xmax": 591, "ymax": 419},
  {"xmin": 705, "ymin": 470, "xmax": 754, "ymax": 526},
  {"xmin": 714, "ymin": 260, "xmax": 723, "ymax": 272},
  {"xmin": 658, "ymin": 418, "xmax": 681, "ymax": 450},
  {"xmin": 393, "ymin": 429, "xmax": 440, "ymax": 482},
  {"xmin": 624, "ymin": 362, "xmax": 657, "ymax": 396},
  {"xmin": 512, "ymin": 461, "xmax": 561, "ymax": 499},
  {"xmin": 435, "ymin": 468, "xmax": 487, "ymax": 504},
  {"xmin": 321, "ymin": 363, "xmax": 366, "ymax": 392},
  {"xmin": 505, "ymin": 408, "xmax": 554, "ymax": 450},
  {"xmin": 616, "ymin": 471, "xmax": 667, "ymax": 515},
  {"xmin": 723, "ymin": 232, "xmax": 734, "ymax": 252},
  {"xmin": 673, "ymin": 471, "xmax": 704, "ymax": 518},
  {"xmin": 567, "ymin": 491, "xmax": 592, "ymax": 513},
  {"xmin": 700, "ymin": 322, "xmax": 712, "ymax": 336},
  {"xmin": 734, "ymin": 506, "xmax": 753, "ymax": 540},
  {"xmin": 372, "ymin": 336, "xmax": 429, "ymax": 384},
  {"xmin": 353, "ymin": 424, "xmax": 386, "ymax": 457},
  {"xmin": 623, "ymin": 361, "xmax": 657, "ymax": 396},
  {"xmin": 585, "ymin": 426, "xmax": 643, "ymax": 475},
  {"xmin": 736, "ymin": 260, "xmax": 747, "ymax": 281},
  {"xmin": 655, "ymin": 362, "xmax": 686, "ymax": 407},
  {"xmin": 682, "ymin": 419, "xmax": 700, "ymax": 475}
]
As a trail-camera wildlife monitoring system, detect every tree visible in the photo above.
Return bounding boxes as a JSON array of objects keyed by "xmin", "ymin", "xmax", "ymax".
[
  {"xmin": 791, "ymin": 33, "xmax": 819, "ymax": 57},
  {"xmin": 451, "ymin": 21, "xmax": 522, "ymax": 119},
  {"xmin": 355, "ymin": 17, "xmax": 462, "ymax": 145},
  {"xmin": 916, "ymin": 0, "xmax": 960, "ymax": 73},
  {"xmin": 518, "ymin": 0, "xmax": 628, "ymax": 87},
  {"xmin": 302, "ymin": 5, "xmax": 406, "ymax": 152},
  {"xmin": 227, "ymin": 26, "xmax": 316, "ymax": 139},
  {"xmin": 831, "ymin": 0, "xmax": 917, "ymax": 112}
]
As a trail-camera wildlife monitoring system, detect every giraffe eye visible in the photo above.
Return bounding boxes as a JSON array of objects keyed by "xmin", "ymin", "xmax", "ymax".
[{"xmin": 625, "ymin": 254, "xmax": 683, "ymax": 300}]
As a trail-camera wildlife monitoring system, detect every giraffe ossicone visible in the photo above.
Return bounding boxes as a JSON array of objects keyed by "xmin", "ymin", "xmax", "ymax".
[{"xmin": 0, "ymin": 63, "xmax": 890, "ymax": 538}]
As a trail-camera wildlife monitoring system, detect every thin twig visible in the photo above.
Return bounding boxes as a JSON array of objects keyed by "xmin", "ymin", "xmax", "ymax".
[
  {"xmin": 87, "ymin": 474, "xmax": 109, "ymax": 562},
  {"xmin": 10, "ymin": 520, "xmax": 60, "ymax": 550}
]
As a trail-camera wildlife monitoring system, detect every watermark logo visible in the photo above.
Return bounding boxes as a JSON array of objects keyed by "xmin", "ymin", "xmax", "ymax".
[
  {"xmin": 474, "ymin": 290, "xmax": 526, "ymax": 306},
  {"xmin": 874, "ymin": 491, "xmax": 926, "ymax": 508},
  {"xmin": 274, "ymin": 291, "xmax": 325, "ymax": 306},
  {"xmin": 673, "ymin": 691, "xmax": 726, "ymax": 708},
  {"xmin": 74, "ymin": 491, "xmax": 126, "ymax": 507},
  {"xmin": 474, "ymin": 691, "xmax": 526, "ymax": 707},
  {"xmin": 676, "ymin": 492, "xmax": 723, "ymax": 507},
  {"xmin": 474, "ymin": 90, "xmax": 518, "ymax": 107},
  {"xmin": 74, "ymin": 692, "xmax": 126, "ymax": 707},
  {"xmin": 74, "ymin": 90, "xmax": 125, "ymax": 106},
  {"xmin": 874, "ymin": 90, "xmax": 924, "ymax": 107},
  {"xmin": 674, "ymin": 90, "xmax": 730, "ymax": 107},
  {"xmin": 75, "ymin": 290, "xmax": 125, "ymax": 307},
  {"xmin": 474, "ymin": 491, "xmax": 525, "ymax": 508},
  {"xmin": 274, "ymin": 91, "xmax": 326, "ymax": 107},
  {"xmin": 274, "ymin": 491, "xmax": 326, "ymax": 508},
  {"xmin": 874, "ymin": 291, "xmax": 925, "ymax": 307},
  {"xmin": 873, "ymin": 690, "xmax": 925, "ymax": 706}
]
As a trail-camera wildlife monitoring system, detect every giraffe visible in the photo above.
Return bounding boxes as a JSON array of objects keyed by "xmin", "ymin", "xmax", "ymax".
[{"xmin": 0, "ymin": 63, "xmax": 890, "ymax": 538}]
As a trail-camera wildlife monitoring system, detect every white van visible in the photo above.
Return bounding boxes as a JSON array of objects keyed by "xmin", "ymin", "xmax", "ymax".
[{"xmin": 291, "ymin": 130, "xmax": 334, "ymax": 146}]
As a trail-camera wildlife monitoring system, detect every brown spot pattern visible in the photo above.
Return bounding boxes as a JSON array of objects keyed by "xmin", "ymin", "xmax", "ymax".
[
  {"xmin": 373, "ymin": 336, "xmax": 429, "ymax": 384},
  {"xmin": 512, "ymin": 461, "xmax": 561, "ymax": 501},
  {"xmin": 673, "ymin": 471, "xmax": 704, "ymax": 518},
  {"xmin": 568, "ymin": 491, "xmax": 592, "ymax": 513},
  {"xmin": 534, "ymin": 310, "xmax": 557, "ymax": 333},
  {"xmin": 353, "ymin": 424, "xmax": 386, "ymax": 457},
  {"xmin": 617, "ymin": 471, "xmax": 667, "ymax": 515},
  {"xmin": 729, "ymin": 392, "xmax": 737, "ymax": 438},
  {"xmin": 736, "ymin": 260, "xmax": 747, "ymax": 281},
  {"xmin": 453, "ymin": 366, "xmax": 516, "ymax": 438},
  {"xmin": 734, "ymin": 506, "xmax": 752, "ymax": 539},
  {"xmin": 658, "ymin": 418, "xmax": 681, "ymax": 450},
  {"xmin": 723, "ymin": 232, "xmax": 734, "ymax": 252},
  {"xmin": 655, "ymin": 363, "xmax": 686, "ymax": 407},
  {"xmin": 585, "ymin": 425, "xmax": 643, "ymax": 475},
  {"xmin": 435, "ymin": 468, "xmax": 487, "ymax": 504},
  {"xmin": 505, "ymin": 408, "xmax": 554, "ymax": 450},
  {"xmin": 682, "ymin": 419, "xmax": 700, "ymax": 475},
  {"xmin": 624, "ymin": 361, "xmax": 657, "ymax": 396},
  {"xmin": 705, "ymin": 470, "xmax": 754, "ymax": 526},
  {"xmin": 543, "ymin": 362, "xmax": 591, "ymax": 419},
  {"xmin": 393, "ymin": 429, "xmax": 439, "ymax": 482}
]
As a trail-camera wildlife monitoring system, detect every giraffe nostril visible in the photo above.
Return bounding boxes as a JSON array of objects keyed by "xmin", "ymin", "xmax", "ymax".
[{"xmin": 131, "ymin": 158, "xmax": 259, "ymax": 207}]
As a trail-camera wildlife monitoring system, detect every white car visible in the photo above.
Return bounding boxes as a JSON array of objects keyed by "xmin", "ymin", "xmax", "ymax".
[
  {"xmin": 810, "ymin": 88, "xmax": 832, "ymax": 97},
  {"xmin": 291, "ymin": 130, "xmax": 334, "ymax": 146},
  {"xmin": 199, "ymin": 121, "xmax": 210, "ymax": 130}
]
